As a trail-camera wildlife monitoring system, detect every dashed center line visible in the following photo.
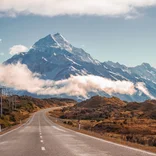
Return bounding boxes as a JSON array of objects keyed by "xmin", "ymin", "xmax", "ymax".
[
  {"xmin": 41, "ymin": 147, "xmax": 46, "ymax": 151},
  {"xmin": 38, "ymin": 114, "xmax": 45, "ymax": 151}
]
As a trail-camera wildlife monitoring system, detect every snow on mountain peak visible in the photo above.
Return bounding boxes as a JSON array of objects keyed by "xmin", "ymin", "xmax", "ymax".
[
  {"xmin": 32, "ymin": 34, "xmax": 59, "ymax": 50},
  {"xmin": 32, "ymin": 33, "xmax": 73, "ymax": 52},
  {"xmin": 52, "ymin": 33, "xmax": 73, "ymax": 52},
  {"xmin": 3, "ymin": 32, "xmax": 156, "ymax": 102},
  {"xmin": 53, "ymin": 33, "xmax": 68, "ymax": 42}
]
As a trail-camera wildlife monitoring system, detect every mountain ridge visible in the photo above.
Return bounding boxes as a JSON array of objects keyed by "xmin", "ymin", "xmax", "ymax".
[{"xmin": 3, "ymin": 33, "xmax": 156, "ymax": 102}]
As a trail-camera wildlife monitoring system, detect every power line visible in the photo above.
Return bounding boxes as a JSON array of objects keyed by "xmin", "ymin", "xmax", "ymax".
[
  {"xmin": 6, "ymin": 89, "xmax": 17, "ymax": 111},
  {"xmin": 0, "ymin": 87, "xmax": 5, "ymax": 118},
  {"xmin": 0, "ymin": 87, "xmax": 13, "ymax": 117}
]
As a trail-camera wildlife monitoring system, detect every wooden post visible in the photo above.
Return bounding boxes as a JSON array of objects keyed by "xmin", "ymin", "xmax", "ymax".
[{"xmin": 0, "ymin": 88, "xmax": 3, "ymax": 118}]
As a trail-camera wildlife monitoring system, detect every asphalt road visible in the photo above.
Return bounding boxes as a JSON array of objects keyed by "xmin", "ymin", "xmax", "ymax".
[{"xmin": 0, "ymin": 108, "xmax": 156, "ymax": 156}]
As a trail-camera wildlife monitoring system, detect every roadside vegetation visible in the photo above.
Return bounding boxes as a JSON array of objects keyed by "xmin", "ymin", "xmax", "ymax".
[
  {"xmin": 49, "ymin": 96, "xmax": 156, "ymax": 151},
  {"xmin": 0, "ymin": 95, "xmax": 76, "ymax": 130}
]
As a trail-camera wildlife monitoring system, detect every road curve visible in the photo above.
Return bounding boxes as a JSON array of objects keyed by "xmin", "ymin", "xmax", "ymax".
[{"xmin": 0, "ymin": 108, "xmax": 156, "ymax": 156}]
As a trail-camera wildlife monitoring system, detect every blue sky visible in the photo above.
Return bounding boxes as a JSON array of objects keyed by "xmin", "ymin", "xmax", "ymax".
[{"xmin": 0, "ymin": 1, "xmax": 156, "ymax": 67}]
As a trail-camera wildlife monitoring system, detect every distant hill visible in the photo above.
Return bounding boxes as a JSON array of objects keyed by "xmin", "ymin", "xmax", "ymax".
[
  {"xmin": 51, "ymin": 96, "xmax": 156, "ymax": 147},
  {"xmin": 61, "ymin": 95, "xmax": 156, "ymax": 120},
  {"xmin": 77, "ymin": 96, "xmax": 126, "ymax": 108},
  {"xmin": 0, "ymin": 95, "xmax": 76, "ymax": 129}
]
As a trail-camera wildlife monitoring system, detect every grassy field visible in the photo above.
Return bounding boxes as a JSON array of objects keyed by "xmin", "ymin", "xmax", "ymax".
[{"xmin": 48, "ymin": 96, "xmax": 156, "ymax": 153}]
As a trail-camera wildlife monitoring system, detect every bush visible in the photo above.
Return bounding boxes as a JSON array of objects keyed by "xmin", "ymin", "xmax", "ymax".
[{"xmin": 67, "ymin": 121, "xmax": 73, "ymax": 125}]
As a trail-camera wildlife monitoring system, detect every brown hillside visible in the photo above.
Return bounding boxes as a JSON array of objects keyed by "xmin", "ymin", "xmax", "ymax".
[
  {"xmin": 49, "ymin": 95, "xmax": 156, "ymax": 148},
  {"xmin": 0, "ymin": 95, "xmax": 76, "ymax": 129},
  {"xmin": 77, "ymin": 96, "xmax": 126, "ymax": 108}
]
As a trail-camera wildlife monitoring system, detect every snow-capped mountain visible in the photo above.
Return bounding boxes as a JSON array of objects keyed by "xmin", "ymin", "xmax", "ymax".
[{"xmin": 4, "ymin": 33, "xmax": 156, "ymax": 101}]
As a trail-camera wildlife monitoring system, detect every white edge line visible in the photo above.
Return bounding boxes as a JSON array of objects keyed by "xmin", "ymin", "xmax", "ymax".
[
  {"xmin": 0, "ymin": 113, "xmax": 36, "ymax": 138},
  {"xmin": 75, "ymin": 131, "xmax": 156, "ymax": 156},
  {"xmin": 43, "ymin": 111, "xmax": 66, "ymax": 133},
  {"xmin": 44, "ymin": 110, "xmax": 156, "ymax": 156}
]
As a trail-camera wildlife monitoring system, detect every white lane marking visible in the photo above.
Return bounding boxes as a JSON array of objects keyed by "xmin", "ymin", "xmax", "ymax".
[
  {"xmin": 41, "ymin": 147, "xmax": 46, "ymax": 151},
  {"xmin": 40, "ymin": 133, "xmax": 42, "ymax": 135},
  {"xmin": 26, "ymin": 113, "xmax": 36, "ymax": 126},
  {"xmin": 38, "ymin": 114, "xmax": 41, "ymax": 133},
  {"xmin": 42, "ymin": 110, "xmax": 156, "ymax": 156},
  {"xmin": 42, "ymin": 112, "xmax": 53, "ymax": 125},
  {"xmin": 0, "ymin": 141, "xmax": 8, "ymax": 145},
  {"xmin": 0, "ymin": 113, "xmax": 36, "ymax": 138},
  {"xmin": 40, "ymin": 140, "xmax": 43, "ymax": 143},
  {"xmin": 40, "ymin": 136, "xmax": 43, "ymax": 139},
  {"xmin": 52, "ymin": 126, "xmax": 66, "ymax": 132},
  {"xmin": 42, "ymin": 112, "xmax": 66, "ymax": 133},
  {"xmin": 75, "ymin": 132, "xmax": 156, "ymax": 156}
]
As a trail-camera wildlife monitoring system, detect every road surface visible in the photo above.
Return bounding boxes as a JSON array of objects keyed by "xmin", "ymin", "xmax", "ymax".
[{"xmin": 0, "ymin": 108, "xmax": 156, "ymax": 156}]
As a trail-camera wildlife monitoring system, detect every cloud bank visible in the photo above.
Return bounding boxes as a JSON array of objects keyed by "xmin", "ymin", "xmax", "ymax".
[
  {"xmin": 0, "ymin": 0, "xmax": 156, "ymax": 18},
  {"xmin": 0, "ymin": 63, "xmax": 138, "ymax": 98},
  {"xmin": 136, "ymin": 82, "xmax": 155, "ymax": 99},
  {"xmin": 9, "ymin": 45, "xmax": 28, "ymax": 55}
]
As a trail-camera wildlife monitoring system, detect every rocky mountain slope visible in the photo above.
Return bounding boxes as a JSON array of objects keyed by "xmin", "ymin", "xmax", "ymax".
[{"xmin": 3, "ymin": 33, "xmax": 156, "ymax": 102}]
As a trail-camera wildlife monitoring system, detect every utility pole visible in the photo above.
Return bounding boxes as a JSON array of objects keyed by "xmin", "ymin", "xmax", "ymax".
[
  {"xmin": 8, "ymin": 91, "xmax": 11, "ymax": 109},
  {"xmin": 14, "ymin": 96, "xmax": 16, "ymax": 110},
  {"xmin": 10, "ymin": 95, "xmax": 17, "ymax": 110},
  {"xmin": 6, "ymin": 89, "xmax": 10, "ymax": 108},
  {"xmin": 12, "ymin": 96, "xmax": 14, "ymax": 110},
  {"xmin": 0, "ymin": 87, "xmax": 4, "ymax": 118}
]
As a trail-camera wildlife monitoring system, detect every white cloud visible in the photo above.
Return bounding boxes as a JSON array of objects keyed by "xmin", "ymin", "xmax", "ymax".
[
  {"xmin": 0, "ymin": 39, "xmax": 2, "ymax": 43},
  {"xmin": 0, "ymin": 0, "xmax": 156, "ymax": 18},
  {"xmin": 9, "ymin": 45, "xmax": 28, "ymax": 55},
  {"xmin": 136, "ymin": 82, "xmax": 155, "ymax": 99},
  {"xmin": 0, "ymin": 63, "xmax": 137, "ymax": 98}
]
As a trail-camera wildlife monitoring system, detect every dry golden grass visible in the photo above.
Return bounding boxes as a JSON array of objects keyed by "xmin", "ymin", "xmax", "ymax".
[
  {"xmin": 48, "ymin": 114, "xmax": 156, "ymax": 153},
  {"xmin": 48, "ymin": 109, "xmax": 156, "ymax": 153}
]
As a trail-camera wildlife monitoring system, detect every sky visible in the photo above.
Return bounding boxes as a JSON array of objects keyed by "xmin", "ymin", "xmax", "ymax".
[{"xmin": 0, "ymin": 0, "xmax": 156, "ymax": 67}]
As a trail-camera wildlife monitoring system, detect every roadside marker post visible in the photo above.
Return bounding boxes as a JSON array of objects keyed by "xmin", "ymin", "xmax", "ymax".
[
  {"xmin": 78, "ymin": 120, "xmax": 81, "ymax": 130},
  {"xmin": 78, "ymin": 123, "xmax": 81, "ymax": 130}
]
